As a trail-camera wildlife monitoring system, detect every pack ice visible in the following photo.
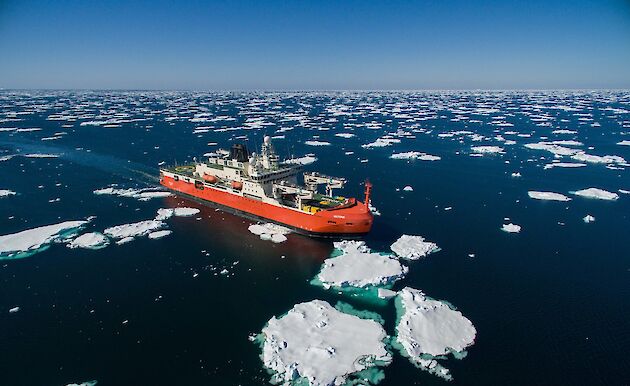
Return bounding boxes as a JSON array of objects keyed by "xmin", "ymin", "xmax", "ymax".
[
  {"xmin": 316, "ymin": 240, "xmax": 408, "ymax": 289},
  {"xmin": 260, "ymin": 300, "xmax": 391, "ymax": 386},
  {"xmin": 1, "ymin": 220, "xmax": 89, "ymax": 259},
  {"xmin": 395, "ymin": 287, "xmax": 476, "ymax": 380}
]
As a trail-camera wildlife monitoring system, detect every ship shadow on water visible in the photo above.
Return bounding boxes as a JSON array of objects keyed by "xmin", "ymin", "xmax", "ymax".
[{"xmin": 162, "ymin": 195, "xmax": 334, "ymax": 264}]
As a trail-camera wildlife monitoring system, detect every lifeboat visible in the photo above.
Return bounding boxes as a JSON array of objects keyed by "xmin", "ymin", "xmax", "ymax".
[
  {"xmin": 203, "ymin": 174, "xmax": 218, "ymax": 183},
  {"xmin": 231, "ymin": 181, "xmax": 243, "ymax": 190}
]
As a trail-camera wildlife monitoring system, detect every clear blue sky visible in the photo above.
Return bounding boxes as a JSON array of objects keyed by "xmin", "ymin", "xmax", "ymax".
[{"xmin": 1, "ymin": 0, "xmax": 629, "ymax": 89}]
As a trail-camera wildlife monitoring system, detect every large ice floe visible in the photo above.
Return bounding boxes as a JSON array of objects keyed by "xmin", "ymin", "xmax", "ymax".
[
  {"xmin": 394, "ymin": 287, "xmax": 476, "ymax": 381},
  {"xmin": 572, "ymin": 188, "xmax": 619, "ymax": 201},
  {"xmin": 67, "ymin": 232, "xmax": 109, "ymax": 249},
  {"xmin": 258, "ymin": 300, "xmax": 392, "ymax": 386},
  {"xmin": 390, "ymin": 235, "xmax": 440, "ymax": 260},
  {"xmin": 0, "ymin": 220, "xmax": 89, "ymax": 259},
  {"xmin": 315, "ymin": 240, "xmax": 408, "ymax": 289},
  {"xmin": 528, "ymin": 191, "xmax": 572, "ymax": 202},
  {"xmin": 248, "ymin": 223, "xmax": 291, "ymax": 243},
  {"xmin": 93, "ymin": 186, "xmax": 172, "ymax": 201}
]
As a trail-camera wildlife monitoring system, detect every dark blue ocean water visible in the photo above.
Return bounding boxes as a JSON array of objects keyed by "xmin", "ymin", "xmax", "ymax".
[{"xmin": 1, "ymin": 91, "xmax": 629, "ymax": 386}]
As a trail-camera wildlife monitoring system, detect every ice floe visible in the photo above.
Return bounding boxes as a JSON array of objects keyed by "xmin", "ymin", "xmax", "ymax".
[
  {"xmin": 0, "ymin": 220, "xmax": 89, "ymax": 259},
  {"xmin": 154, "ymin": 207, "xmax": 200, "ymax": 220},
  {"xmin": 148, "ymin": 230, "xmax": 172, "ymax": 239},
  {"xmin": 283, "ymin": 155, "xmax": 318, "ymax": 165},
  {"xmin": 390, "ymin": 235, "xmax": 440, "ymax": 260},
  {"xmin": 583, "ymin": 215, "xmax": 595, "ymax": 223},
  {"xmin": 67, "ymin": 232, "xmax": 110, "ymax": 249},
  {"xmin": 572, "ymin": 188, "xmax": 619, "ymax": 201},
  {"xmin": 543, "ymin": 162, "xmax": 587, "ymax": 170},
  {"xmin": 104, "ymin": 220, "xmax": 166, "ymax": 240},
  {"xmin": 394, "ymin": 287, "xmax": 476, "ymax": 380},
  {"xmin": 0, "ymin": 189, "xmax": 17, "ymax": 197},
  {"xmin": 403, "ymin": 186, "xmax": 413, "ymax": 192},
  {"xmin": 528, "ymin": 191, "xmax": 572, "ymax": 202},
  {"xmin": 390, "ymin": 151, "xmax": 441, "ymax": 161},
  {"xmin": 501, "ymin": 223, "xmax": 521, "ymax": 233},
  {"xmin": 316, "ymin": 240, "xmax": 408, "ymax": 289},
  {"xmin": 94, "ymin": 186, "xmax": 172, "ymax": 201},
  {"xmin": 65, "ymin": 381, "xmax": 97, "ymax": 386},
  {"xmin": 304, "ymin": 140, "xmax": 331, "ymax": 146},
  {"xmin": 471, "ymin": 145, "xmax": 503, "ymax": 154},
  {"xmin": 248, "ymin": 223, "xmax": 291, "ymax": 243},
  {"xmin": 618, "ymin": 140, "xmax": 630, "ymax": 146},
  {"xmin": 259, "ymin": 300, "xmax": 391, "ymax": 386}
]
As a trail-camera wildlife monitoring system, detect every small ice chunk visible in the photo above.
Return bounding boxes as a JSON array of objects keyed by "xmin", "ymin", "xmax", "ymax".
[
  {"xmin": 572, "ymin": 188, "xmax": 619, "ymax": 201},
  {"xmin": 403, "ymin": 186, "xmax": 413, "ymax": 192},
  {"xmin": 9, "ymin": 306, "xmax": 20, "ymax": 313},
  {"xmin": 528, "ymin": 191, "xmax": 571, "ymax": 202},
  {"xmin": 248, "ymin": 223, "xmax": 291, "ymax": 243},
  {"xmin": 65, "ymin": 381, "xmax": 98, "ymax": 386},
  {"xmin": 583, "ymin": 215, "xmax": 595, "ymax": 223},
  {"xmin": 377, "ymin": 288, "xmax": 398, "ymax": 299},
  {"xmin": 304, "ymin": 140, "xmax": 331, "ymax": 146},
  {"xmin": 390, "ymin": 235, "xmax": 440, "ymax": 260},
  {"xmin": 260, "ymin": 300, "xmax": 391, "ymax": 386},
  {"xmin": 283, "ymin": 155, "xmax": 317, "ymax": 165},
  {"xmin": 148, "ymin": 230, "xmax": 172, "ymax": 239},
  {"xmin": 511, "ymin": 172, "xmax": 521, "ymax": 177},
  {"xmin": 501, "ymin": 223, "xmax": 521, "ymax": 233}
]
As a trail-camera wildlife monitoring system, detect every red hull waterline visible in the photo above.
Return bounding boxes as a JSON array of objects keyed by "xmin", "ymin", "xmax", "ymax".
[{"xmin": 160, "ymin": 175, "xmax": 374, "ymax": 237}]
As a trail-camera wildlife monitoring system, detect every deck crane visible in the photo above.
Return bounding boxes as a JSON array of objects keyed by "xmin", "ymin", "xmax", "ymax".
[{"xmin": 303, "ymin": 172, "xmax": 346, "ymax": 197}]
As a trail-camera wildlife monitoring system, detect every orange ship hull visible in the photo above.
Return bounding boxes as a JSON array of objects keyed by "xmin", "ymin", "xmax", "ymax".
[{"xmin": 160, "ymin": 175, "xmax": 373, "ymax": 236}]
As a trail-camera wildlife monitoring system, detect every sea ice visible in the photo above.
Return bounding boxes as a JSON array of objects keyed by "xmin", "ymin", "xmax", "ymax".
[
  {"xmin": 395, "ymin": 287, "xmax": 476, "ymax": 380},
  {"xmin": 390, "ymin": 151, "xmax": 441, "ymax": 161},
  {"xmin": 259, "ymin": 300, "xmax": 391, "ymax": 386},
  {"xmin": 572, "ymin": 188, "xmax": 619, "ymax": 201},
  {"xmin": 501, "ymin": 223, "xmax": 521, "ymax": 233},
  {"xmin": 65, "ymin": 381, "xmax": 97, "ymax": 386},
  {"xmin": 543, "ymin": 162, "xmax": 587, "ymax": 170},
  {"xmin": 104, "ymin": 220, "xmax": 165, "ymax": 240},
  {"xmin": 618, "ymin": 140, "xmax": 630, "ymax": 146},
  {"xmin": 390, "ymin": 235, "xmax": 440, "ymax": 260},
  {"xmin": 155, "ymin": 207, "xmax": 200, "ymax": 220},
  {"xmin": 1, "ymin": 220, "xmax": 89, "ymax": 259},
  {"xmin": 571, "ymin": 153, "xmax": 626, "ymax": 165},
  {"xmin": 0, "ymin": 189, "xmax": 17, "ymax": 197},
  {"xmin": 583, "ymin": 215, "xmax": 595, "ymax": 223},
  {"xmin": 403, "ymin": 186, "xmax": 413, "ymax": 192},
  {"xmin": 528, "ymin": 191, "xmax": 572, "ymax": 202},
  {"xmin": 471, "ymin": 145, "xmax": 504, "ymax": 154},
  {"xmin": 148, "ymin": 230, "xmax": 172, "ymax": 239},
  {"xmin": 316, "ymin": 240, "xmax": 408, "ymax": 289},
  {"xmin": 9, "ymin": 306, "xmax": 20, "ymax": 313},
  {"xmin": 248, "ymin": 223, "xmax": 291, "ymax": 243},
  {"xmin": 304, "ymin": 140, "xmax": 331, "ymax": 146},
  {"xmin": 94, "ymin": 186, "xmax": 172, "ymax": 201},
  {"xmin": 283, "ymin": 155, "xmax": 318, "ymax": 165},
  {"xmin": 67, "ymin": 232, "xmax": 110, "ymax": 249}
]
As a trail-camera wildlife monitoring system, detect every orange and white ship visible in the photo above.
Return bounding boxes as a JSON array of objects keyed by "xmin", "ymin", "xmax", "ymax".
[{"xmin": 159, "ymin": 136, "xmax": 373, "ymax": 237}]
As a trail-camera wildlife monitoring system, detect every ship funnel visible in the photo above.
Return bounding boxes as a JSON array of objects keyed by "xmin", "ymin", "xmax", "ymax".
[{"xmin": 229, "ymin": 144, "xmax": 250, "ymax": 162}]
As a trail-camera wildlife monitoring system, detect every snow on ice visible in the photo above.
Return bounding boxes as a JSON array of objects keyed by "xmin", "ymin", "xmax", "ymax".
[
  {"xmin": 67, "ymin": 232, "xmax": 110, "ymax": 249},
  {"xmin": 528, "ymin": 191, "xmax": 572, "ymax": 202},
  {"xmin": 316, "ymin": 240, "xmax": 408, "ymax": 289},
  {"xmin": 390, "ymin": 235, "xmax": 440, "ymax": 260},
  {"xmin": 248, "ymin": 223, "xmax": 291, "ymax": 243},
  {"xmin": 0, "ymin": 220, "xmax": 89, "ymax": 259},
  {"xmin": 260, "ymin": 300, "xmax": 391, "ymax": 386},
  {"xmin": 572, "ymin": 188, "xmax": 619, "ymax": 201},
  {"xmin": 395, "ymin": 287, "xmax": 476, "ymax": 381}
]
